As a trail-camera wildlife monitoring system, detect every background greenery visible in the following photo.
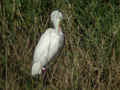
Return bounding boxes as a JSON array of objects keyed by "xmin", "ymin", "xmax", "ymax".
[{"xmin": 0, "ymin": 0, "xmax": 120, "ymax": 90}]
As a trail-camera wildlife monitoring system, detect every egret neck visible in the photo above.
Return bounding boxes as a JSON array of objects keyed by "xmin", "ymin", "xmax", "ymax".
[
  {"xmin": 53, "ymin": 19, "xmax": 61, "ymax": 32},
  {"xmin": 58, "ymin": 23, "xmax": 61, "ymax": 32}
]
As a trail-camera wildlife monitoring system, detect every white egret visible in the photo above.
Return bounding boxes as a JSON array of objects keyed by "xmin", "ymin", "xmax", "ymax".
[{"xmin": 31, "ymin": 10, "xmax": 64, "ymax": 76}]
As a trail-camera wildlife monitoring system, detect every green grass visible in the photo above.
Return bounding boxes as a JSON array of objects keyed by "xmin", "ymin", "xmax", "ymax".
[{"xmin": 0, "ymin": 0, "xmax": 120, "ymax": 90}]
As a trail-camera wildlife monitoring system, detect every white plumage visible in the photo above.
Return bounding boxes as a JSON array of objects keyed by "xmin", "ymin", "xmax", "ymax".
[{"xmin": 31, "ymin": 10, "xmax": 64, "ymax": 76}]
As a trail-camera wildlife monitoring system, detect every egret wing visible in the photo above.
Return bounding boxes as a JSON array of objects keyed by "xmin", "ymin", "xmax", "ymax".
[{"xmin": 33, "ymin": 29, "xmax": 51, "ymax": 65}]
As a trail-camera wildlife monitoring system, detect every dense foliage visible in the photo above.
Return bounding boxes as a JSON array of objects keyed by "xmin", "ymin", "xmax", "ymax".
[{"xmin": 0, "ymin": 0, "xmax": 120, "ymax": 90}]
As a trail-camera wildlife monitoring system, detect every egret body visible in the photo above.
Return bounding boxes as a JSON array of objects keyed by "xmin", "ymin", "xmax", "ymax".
[{"xmin": 31, "ymin": 10, "xmax": 64, "ymax": 76}]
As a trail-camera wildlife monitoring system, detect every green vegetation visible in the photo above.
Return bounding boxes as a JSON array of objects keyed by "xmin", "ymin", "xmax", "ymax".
[{"xmin": 0, "ymin": 0, "xmax": 120, "ymax": 90}]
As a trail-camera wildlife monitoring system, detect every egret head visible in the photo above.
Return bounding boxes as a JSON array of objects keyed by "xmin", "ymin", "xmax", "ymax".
[{"xmin": 51, "ymin": 10, "xmax": 63, "ymax": 28}]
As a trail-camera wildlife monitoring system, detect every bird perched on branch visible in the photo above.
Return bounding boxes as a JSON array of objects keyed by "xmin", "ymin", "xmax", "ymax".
[{"xmin": 31, "ymin": 10, "xmax": 64, "ymax": 76}]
